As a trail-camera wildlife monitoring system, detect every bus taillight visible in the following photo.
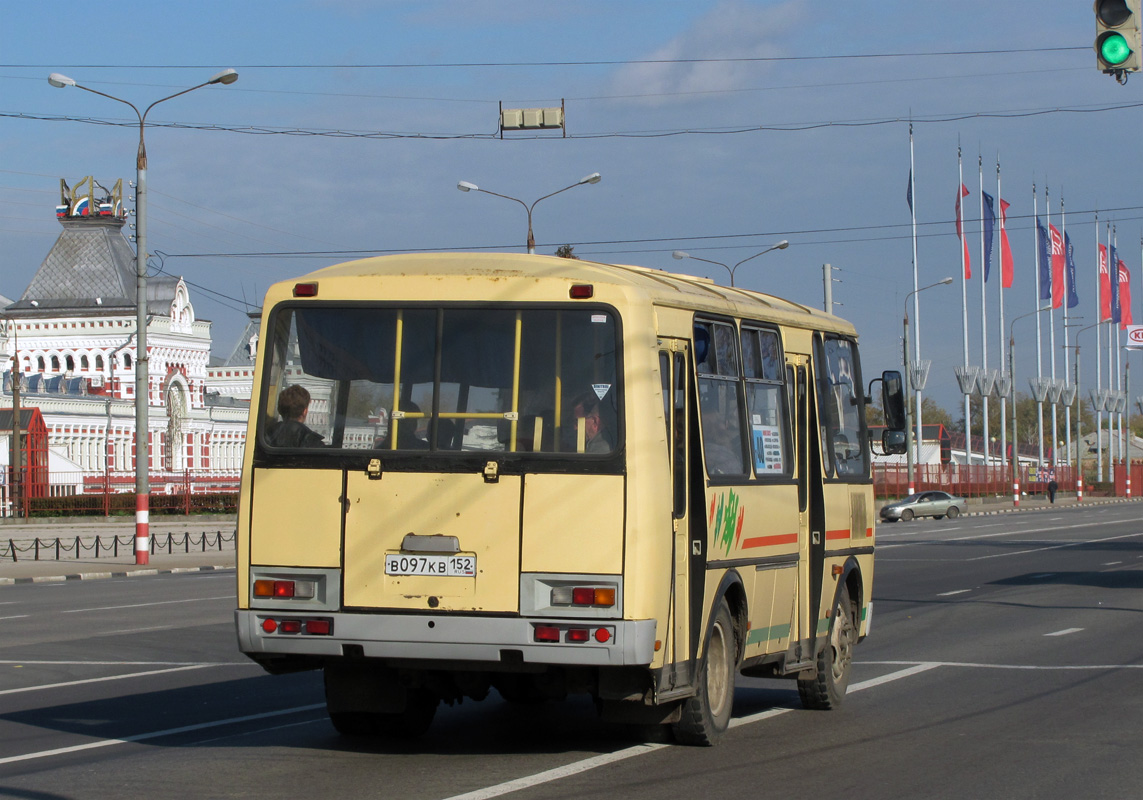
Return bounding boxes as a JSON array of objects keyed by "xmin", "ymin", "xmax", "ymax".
[
  {"xmin": 551, "ymin": 585, "xmax": 616, "ymax": 607},
  {"xmin": 253, "ymin": 579, "xmax": 316, "ymax": 599}
]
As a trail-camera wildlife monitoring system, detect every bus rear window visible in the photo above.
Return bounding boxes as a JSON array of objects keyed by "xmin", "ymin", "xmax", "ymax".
[{"xmin": 259, "ymin": 305, "xmax": 619, "ymax": 455}]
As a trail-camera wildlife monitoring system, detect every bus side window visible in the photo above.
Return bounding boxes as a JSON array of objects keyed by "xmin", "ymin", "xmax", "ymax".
[{"xmin": 695, "ymin": 320, "xmax": 747, "ymax": 477}]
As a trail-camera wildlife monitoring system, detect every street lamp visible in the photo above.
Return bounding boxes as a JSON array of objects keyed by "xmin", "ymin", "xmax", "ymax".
[
  {"xmin": 672, "ymin": 241, "xmax": 790, "ymax": 287},
  {"xmin": 49, "ymin": 69, "xmax": 238, "ymax": 565},
  {"xmin": 902, "ymin": 277, "xmax": 953, "ymax": 494},
  {"xmin": 457, "ymin": 172, "xmax": 601, "ymax": 254},
  {"xmin": 1009, "ymin": 305, "xmax": 1053, "ymax": 507}
]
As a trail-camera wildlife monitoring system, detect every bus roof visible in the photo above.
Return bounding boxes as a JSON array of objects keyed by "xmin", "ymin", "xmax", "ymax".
[{"xmin": 269, "ymin": 252, "xmax": 858, "ymax": 336}]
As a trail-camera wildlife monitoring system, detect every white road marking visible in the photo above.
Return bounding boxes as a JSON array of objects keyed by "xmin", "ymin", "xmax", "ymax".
[
  {"xmin": 0, "ymin": 703, "xmax": 326, "ymax": 766},
  {"xmin": 1045, "ymin": 628, "xmax": 1084, "ymax": 637},
  {"xmin": 61, "ymin": 595, "xmax": 232, "ymax": 614},
  {"xmin": 969, "ymin": 531, "xmax": 1143, "ymax": 561},
  {"xmin": 937, "ymin": 589, "xmax": 971, "ymax": 597},
  {"xmin": 0, "ymin": 665, "xmax": 218, "ymax": 696},
  {"xmin": 439, "ymin": 664, "xmax": 938, "ymax": 800},
  {"xmin": 0, "ymin": 615, "xmax": 29, "ymax": 620}
]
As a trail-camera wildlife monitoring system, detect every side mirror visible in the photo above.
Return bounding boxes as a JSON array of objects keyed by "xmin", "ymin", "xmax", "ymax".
[
  {"xmin": 881, "ymin": 370, "xmax": 906, "ymax": 431},
  {"xmin": 882, "ymin": 429, "xmax": 907, "ymax": 455}
]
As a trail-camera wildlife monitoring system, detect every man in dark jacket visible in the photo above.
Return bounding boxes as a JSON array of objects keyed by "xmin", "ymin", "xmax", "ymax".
[{"xmin": 268, "ymin": 384, "xmax": 324, "ymax": 448}]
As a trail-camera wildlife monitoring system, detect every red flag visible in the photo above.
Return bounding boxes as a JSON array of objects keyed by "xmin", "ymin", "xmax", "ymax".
[
  {"xmin": 999, "ymin": 198, "xmax": 1014, "ymax": 288},
  {"xmin": 955, "ymin": 184, "xmax": 971, "ymax": 279},
  {"xmin": 1098, "ymin": 244, "xmax": 1112, "ymax": 321},
  {"xmin": 1049, "ymin": 224, "xmax": 1064, "ymax": 308},
  {"xmin": 1119, "ymin": 260, "xmax": 1133, "ymax": 328}
]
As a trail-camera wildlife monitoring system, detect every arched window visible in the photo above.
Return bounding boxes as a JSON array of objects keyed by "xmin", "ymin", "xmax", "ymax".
[
  {"xmin": 37, "ymin": 356, "xmax": 45, "ymax": 371},
  {"xmin": 124, "ymin": 353, "xmax": 132, "ymax": 369},
  {"xmin": 65, "ymin": 355, "xmax": 75, "ymax": 372},
  {"xmin": 81, "ymin": 355, "xmax": 90, "ymax": 370},
  {"xmin": 50, "ymin": 355, "xmax": 60, "ymax": 371},
  {"xmin": 95, "ymin": 355, "xmax": 104, "ymax": 370}
]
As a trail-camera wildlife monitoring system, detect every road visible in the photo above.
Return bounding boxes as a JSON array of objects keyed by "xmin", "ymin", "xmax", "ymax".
[{"xmin": 1, "ymin": 503, "xmax": 1141, "ymax": 799}]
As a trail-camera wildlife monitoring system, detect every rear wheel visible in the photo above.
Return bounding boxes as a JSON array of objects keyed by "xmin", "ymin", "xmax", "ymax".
[
  {"xmin": 673, "ymin": 599, "xmax": 737, "ymax": 746},
  {"xmin": 798, "ymin": 591, "xmax": 856, "ymax": 710},
  {"xmin": 946, "ymin": 506, "xmax": 960, "ymax": 519},
  {"xmin": 900, "ymin": 508, "xmax": 914, "ymax": 522}
]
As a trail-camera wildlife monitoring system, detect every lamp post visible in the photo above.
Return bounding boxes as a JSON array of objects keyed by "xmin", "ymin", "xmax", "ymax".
[
  {"xmin": 457, "ymin": 172, "xmax": 601, "ymax": 254},
  {"xmin": 671, "ymin": 241, "xmax": 790, "ymax": 287},
  {"xmin": 49, "ymin": 69, "xmax": 238, "ymax": 564},
  {"xmin": 1010, "ymin": 305, "xmax": 1052, "ymax": 507},
  {"xmin": 902, "ymin": 277, "xmax": 954, "ymax": 495}
]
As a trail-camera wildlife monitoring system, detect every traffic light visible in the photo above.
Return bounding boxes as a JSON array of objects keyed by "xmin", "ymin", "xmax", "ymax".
[{"xmin": 1095, "ymin": 0, "xmax": 1142, "ymax": 75}]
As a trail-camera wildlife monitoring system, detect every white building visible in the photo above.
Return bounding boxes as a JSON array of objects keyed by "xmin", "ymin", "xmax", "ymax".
[{"xmin": 0, "ymin": 177, "xmax": 253, "ymax": 493}]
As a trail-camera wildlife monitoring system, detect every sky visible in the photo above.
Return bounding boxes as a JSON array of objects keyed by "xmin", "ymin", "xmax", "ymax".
[{"xmin": 1, "ymin": 0, "xmax": 1140, "ymax": 421}]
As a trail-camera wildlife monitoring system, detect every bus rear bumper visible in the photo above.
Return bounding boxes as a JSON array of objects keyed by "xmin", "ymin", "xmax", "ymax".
[{"xmin": 235, "ymin": 610, "xmax": 657, "ymax": 668}]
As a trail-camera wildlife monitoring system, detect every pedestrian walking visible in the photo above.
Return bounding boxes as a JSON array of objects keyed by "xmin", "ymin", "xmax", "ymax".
[{"xmin": 1047, "ymin": 477, "xmax": 1058, "ymax": 504}]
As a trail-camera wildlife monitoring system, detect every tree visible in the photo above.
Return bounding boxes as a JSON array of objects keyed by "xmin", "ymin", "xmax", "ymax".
[{"xmin": 555, "ymin": 245, "xmax": 579, "ymax": 259}]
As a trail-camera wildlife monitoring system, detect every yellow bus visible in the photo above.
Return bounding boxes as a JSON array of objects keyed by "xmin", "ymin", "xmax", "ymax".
[{"xmin": 235, "ymin": 252, "xmax": 906, "ymax": 745}]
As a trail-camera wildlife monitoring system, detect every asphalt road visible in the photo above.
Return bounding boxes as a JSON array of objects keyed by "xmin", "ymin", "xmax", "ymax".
[{"xmin": 1, "ymin": 503, "xmax": 1141, "ymax": 799}]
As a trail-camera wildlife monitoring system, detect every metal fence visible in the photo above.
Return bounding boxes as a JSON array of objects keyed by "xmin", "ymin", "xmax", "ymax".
[
  {"xmin": 1, "ymin": 470, "xmax": 239, "ymax": 518},
  {"xmin": 1, "ymin": 529, "xmax": 236, "ymax": 562},
  {"xmin": 873, "ymin": 462, "xmax": 1143, "ymax": 499}
]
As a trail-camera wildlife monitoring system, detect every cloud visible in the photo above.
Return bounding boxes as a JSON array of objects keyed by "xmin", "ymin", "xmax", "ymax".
[{"xmin": 610, "ymin": 0, "xmax": 802, "ymax": 104}]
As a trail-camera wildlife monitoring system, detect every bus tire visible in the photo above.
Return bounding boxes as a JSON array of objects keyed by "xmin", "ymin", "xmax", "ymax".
[
  {"xmin": 798, "ymin": 591, "xmax": 855, "ymax": 710},
  {"xmin": 673, "ymin": 598, "xmax": 736, "ymax": 746},
  {"xmin": 328, "ymin": 689, "xmax": 439, "ymax": 738}
]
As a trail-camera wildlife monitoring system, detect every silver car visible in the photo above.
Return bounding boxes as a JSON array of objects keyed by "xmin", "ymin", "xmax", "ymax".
[{"xmin": 879, "ymin": 490, "xmax": 967, "ymax": 522}]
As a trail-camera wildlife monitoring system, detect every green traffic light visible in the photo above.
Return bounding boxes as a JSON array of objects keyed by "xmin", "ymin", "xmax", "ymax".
[{"xmin": 1100, "ymin": 31, "xmax": 1133, "ymax": 65}]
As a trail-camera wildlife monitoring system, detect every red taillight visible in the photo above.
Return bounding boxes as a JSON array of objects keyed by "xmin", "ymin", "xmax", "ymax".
[
  {"xmin": 274, "ymin": 581, "xmax": 295, "ymax": 598},
  {"xmin": 305, "ymin": 619, "xmax": 332, "ymax": 635},
  {"xmin": 279, "ymin": 619, "xmax": 303, "ymax": 634},
  {"xmin": 566, "ymin": 628, "xmax": 590, "ymax": 643},
  {"xmin": 262, "ymin": 618, "xmax": 278, "ymax": 633},
  {"xmin": 569, "ymin": 284, "xmax": 594, "ymax": 299},
  {"xmin": 293, "ymin": 282, "xmax": 318, "ymax": 297},
  {"xmin": 595, "ymin": 627, "xmax": 611, "ymax": 643},
  {"xmin": 571, "ymin": 587, "xmax": 595, "ymax": 605},
  {"xmin": 534, "ymin": 625, "xmax": 560, "ymax": 642}
]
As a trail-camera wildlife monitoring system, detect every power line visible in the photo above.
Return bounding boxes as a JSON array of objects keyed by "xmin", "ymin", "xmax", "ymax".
[{"xmin": 0, "ymin": 48, "xmax": 1087, "ymax": 71}]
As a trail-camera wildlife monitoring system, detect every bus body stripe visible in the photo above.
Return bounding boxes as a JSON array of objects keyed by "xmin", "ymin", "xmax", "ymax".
[{"xmin": 741, "ymin": 533, "xmax": 798, "ymax": 549}]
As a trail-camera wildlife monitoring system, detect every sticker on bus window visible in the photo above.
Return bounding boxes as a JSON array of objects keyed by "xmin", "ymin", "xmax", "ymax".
[
  {"xmin": 593, "ymin": 383, "xmax": 611, "ymax": 399},
  {"xmin": 591, "ymin": 314, "xmax": 608, "ymax": 324},
  {"xmin": 753, "ymin": 424, "xmax": 783, "ymax": 474}
]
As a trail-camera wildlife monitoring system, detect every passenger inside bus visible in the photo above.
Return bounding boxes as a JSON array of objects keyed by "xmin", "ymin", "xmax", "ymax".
[
  {"xmin": 569, "ymin": 392, "xmax": 612, "ymax": 453},
  {"xmin": 376, "ymin": 402, "xmax": 429, "ymax": 449},
  {"xmin": 267, "ymin": 384, "xmax": 325, "ymax": 448}
]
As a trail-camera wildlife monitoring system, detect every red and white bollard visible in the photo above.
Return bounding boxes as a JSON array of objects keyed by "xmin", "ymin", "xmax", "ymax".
[
  {"xmin": 135, "ymin": 493, "xmax": 150, "ymax": 565},
  {"xmin": 1077, "ymin": 475, "xmax": 1084, "ymax": 504},
  {"xmin": 1013, "ymin": 480, "xmax": 1020, "ymax": 508}
]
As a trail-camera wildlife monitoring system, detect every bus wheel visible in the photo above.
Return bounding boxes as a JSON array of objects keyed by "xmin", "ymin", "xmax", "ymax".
[
  {"xmin": 328, "ymin": 689, "xmax": 439, "ymax": 738},
  {"xmin": 798, "ymin": 591, "xmax": 855, "ymax": 710},
  {"xmin": 673, "ymin": 599, "xmax": 736, "ymax": 746}
]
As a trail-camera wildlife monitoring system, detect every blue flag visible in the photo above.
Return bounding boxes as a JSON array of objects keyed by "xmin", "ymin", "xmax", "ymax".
[
  {"xmin": 982, "ymin": 192, "xmax": 996, "ymax": 282},
  {"xmin": 1037, "ymin": 218, "xmax": 1051, "ymax": 301},
  {"xmin": 1064, "ymin": 232, "xmax": 1079, "ymax": 309},
  {"xmin": 906, "ymin": 169, "xmax": 913, "ymax": 214},
  {"xmin": 1110, "ymin": 243, "xmax": 1121, "ymax": 323}
]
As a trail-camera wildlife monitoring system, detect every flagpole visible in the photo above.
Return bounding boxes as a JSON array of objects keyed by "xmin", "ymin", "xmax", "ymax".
[
  {"xmin": 1062, "ymin": 195, "xmax": 1072, "ymax": 468},
  {"xmin": 909, "ymin": 124, "xmax": 922, "ymax": 494},
  {"xmin": 959, "ymin": 146, "xmax": 973, "ymax": 468},
  {"xmin": 1034, "ymin": 183, "xmax": 1045, "ymax": 470},
  {"xmin": 1048, "ymin": 185, "xmax": 1060, "ymax": 472},
  {"xmin": 998, "ymin": 157, "xmax": 1008, "ymax": 468},
  {"xmin": 1115, "ymin": 225, "xmax": 1123, "ymax": 479},
  {"xmin": 979, "ymin": 154, "xmax": 991, "ymax": 467},
  {"xmin": 1096, "ymin": 212, "xmax": 1104, "ymax": 483}
]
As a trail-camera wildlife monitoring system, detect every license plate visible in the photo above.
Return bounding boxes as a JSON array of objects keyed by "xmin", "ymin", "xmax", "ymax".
[{"xmin": 385, "ymin": 554, "xmax": 476, "ymax": 577}]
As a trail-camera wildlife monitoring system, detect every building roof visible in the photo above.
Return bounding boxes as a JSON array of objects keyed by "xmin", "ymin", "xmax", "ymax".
[{"xmin": 6, "ymin": 217, "xmax": 178, "ymax": 315}]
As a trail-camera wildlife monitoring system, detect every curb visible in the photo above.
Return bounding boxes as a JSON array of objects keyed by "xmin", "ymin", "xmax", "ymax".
[
  {"xmin": 966, "ymin": 496, "xmax": 1139, "ymax": 516},
  {"xmin": 0, "ymin": 564, "xmax": 234, "ymax": 586}
]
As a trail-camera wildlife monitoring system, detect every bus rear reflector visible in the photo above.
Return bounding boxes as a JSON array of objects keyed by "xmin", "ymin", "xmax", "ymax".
[
  {"xmin": 262, "ymin": 618, "xmax": 278, "ymax": 633},
  {"xmin": 293, "ymin": 282, "xmax": 318, "ymax": 297},
  {"xmin": 569, "ymin": 284, "xmax": 594, "ymax": 299},
  {"xmin": 595, "ymin": 628, "xmax": 611, "ymax": 643},
  {"xmin": 534, "ymin": 626, "xmax": 560, "ymax": 642},
  {"xmin": 305, "ymin": 619, "xmax": 332, "ymax": 635},
  {"xmin": 567, "ymin": 628, "xmax": 590, "ymax": 643},
  {"xmin": 280, "ymin": 620, "xmax": 303, "ymax": 634}
]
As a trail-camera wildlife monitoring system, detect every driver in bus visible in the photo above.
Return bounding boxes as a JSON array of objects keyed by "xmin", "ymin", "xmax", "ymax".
[{"xmin": 268, "ymin": 384, "xmax": 325, "ymax": 448}]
